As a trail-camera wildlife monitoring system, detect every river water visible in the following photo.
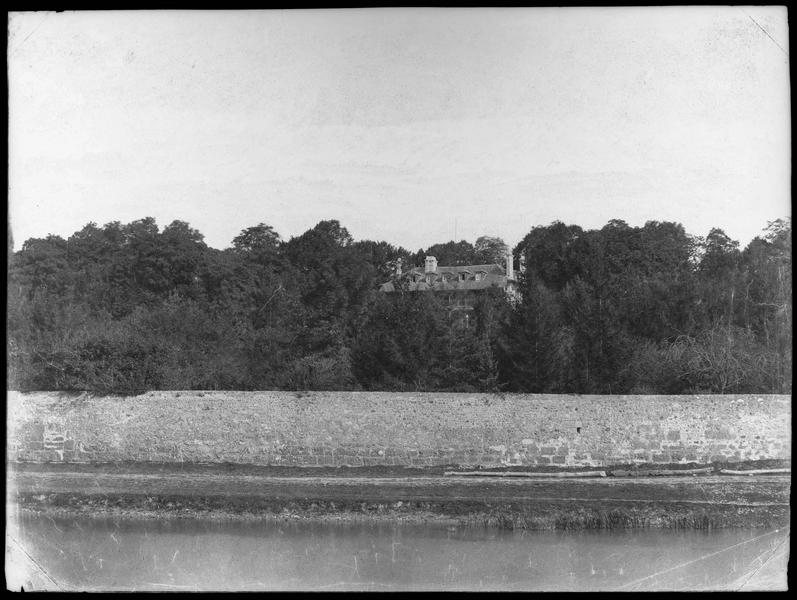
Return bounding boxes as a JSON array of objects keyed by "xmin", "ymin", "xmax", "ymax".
[{"xmin": 6, "ymin": 513, "xmax": 789, "ymax": 591}]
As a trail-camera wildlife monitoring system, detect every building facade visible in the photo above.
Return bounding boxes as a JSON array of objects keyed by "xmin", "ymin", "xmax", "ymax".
[{"xmin": 379, "ymin": 253, "xmax": 520, "ymax": 312}]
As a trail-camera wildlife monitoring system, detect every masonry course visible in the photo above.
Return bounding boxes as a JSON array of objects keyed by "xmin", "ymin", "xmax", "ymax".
[{"xmin": 7, "ymin": 391, "xmax": 791, "ymax": 468}]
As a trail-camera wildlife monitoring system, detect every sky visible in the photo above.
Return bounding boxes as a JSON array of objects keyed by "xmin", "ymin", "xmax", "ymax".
[{"xmin": 7, "ymin": 7, "xmax": 791, "ymax": 253}]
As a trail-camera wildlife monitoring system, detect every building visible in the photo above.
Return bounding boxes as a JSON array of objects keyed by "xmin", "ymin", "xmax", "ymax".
[{"xmin": 379, "ymin": 253, "xmax": 520, "ymax": 313}]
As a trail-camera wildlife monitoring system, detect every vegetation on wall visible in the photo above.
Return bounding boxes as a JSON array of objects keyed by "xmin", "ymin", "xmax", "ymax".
[{"xmin": 7, "ymin": 216, "xmax": 791, "ymax": 394}]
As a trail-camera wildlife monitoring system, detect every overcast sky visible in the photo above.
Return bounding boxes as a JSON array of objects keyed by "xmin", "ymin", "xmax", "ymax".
[{"xmin": 8, "ymin": 7, "xmax": 790, "ymax": 252}]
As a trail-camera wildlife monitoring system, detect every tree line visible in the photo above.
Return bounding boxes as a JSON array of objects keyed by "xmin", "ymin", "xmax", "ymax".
[{"xmin": 7, "ymin": 216, "xmax": 791, "ymax": 394}]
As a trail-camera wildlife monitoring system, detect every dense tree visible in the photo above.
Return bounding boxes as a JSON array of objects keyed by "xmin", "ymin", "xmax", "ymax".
[
  {"xmin": 352, "ymin": 240, "xmax": 411, "ymax": 282},
  {"xmin": 412, "ymin": 240, "xmax": 477, "ymax": 267},
  {"xmin": 517, "ymin": 221, "xmax": 584, "ymax": 291},
  {"xmin": 497, "ymin": 281, "xmax": 570, "ymax": 392},
  {"xmin": 350, "ymin": 289, "xmax": 507, "ymax": 392},
  {"xmin": 231, "ymin": 223, "xmax": 281, "ymax": 259},
  {"xmin": 283, "ymin": 220, "xmax": 377, "ymax": 354},
  {"xmin": 474, "ymin": 235, "xmax": 509, "ymax": 264},
  {"xmin": 7, "ymin": 215, "xmax": 791, "ymax": 394},
  {"xmin": 506, "ymin": 218, "xmax": 790, "ymax": 394}
]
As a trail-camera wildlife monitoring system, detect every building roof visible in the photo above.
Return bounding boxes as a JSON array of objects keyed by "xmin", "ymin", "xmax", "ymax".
[
  {"xmin": 409, "ymin": 263, "xmax": 505, "ymax": 275},
  {"xmin": 379, "ymin": 262, "xmax": 516, "ymax": 293}
]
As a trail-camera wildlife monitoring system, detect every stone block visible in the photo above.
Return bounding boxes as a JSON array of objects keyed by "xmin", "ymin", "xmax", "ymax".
[
  {"xmin": 707, "ymin": 427, "xmax": 733, "ymax": 440},
  {"xmin": 26, "ymin": 422, "xmax": 45, "ymax": 441},
  {"xmin": 540, "ymin": 446, "xmax": 556, "ymax": 455},
  {"xmin": 43, "ymin": 450, "xmax": 63, "ymax": 462},
  {"xmin": 551, "ymin": 456, "xmax": 566, "ymax": 464},
  {"xmin": 667, "ymin": 430, "xmax": 680, "ymax": 441},
  {"xmin": 449, "ymin": 452, "xmax": 466, "ymax": 465}
]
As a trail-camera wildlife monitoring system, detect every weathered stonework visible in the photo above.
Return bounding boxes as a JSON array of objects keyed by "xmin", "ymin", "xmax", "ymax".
[{"xmin": 6, "ymin": 391, "xmax": 791, "ymax": 468}]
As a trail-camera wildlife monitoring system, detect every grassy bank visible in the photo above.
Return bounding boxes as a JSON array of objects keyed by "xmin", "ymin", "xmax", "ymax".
[
  {"xmin": 17, "ymin": 492, "xmax": 790, "ymax": 530},
  {"xmin": 12, "ymin": 461, "xmax": 790, "ymax": 531}
]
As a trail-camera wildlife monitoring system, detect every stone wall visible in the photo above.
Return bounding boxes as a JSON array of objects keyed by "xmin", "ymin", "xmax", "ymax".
[{"xmin": 6, "ymin": 391, "xmax": 791, "ymax": 468}]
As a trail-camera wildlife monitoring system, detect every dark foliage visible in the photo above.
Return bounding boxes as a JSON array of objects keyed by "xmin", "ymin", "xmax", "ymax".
[{"xmin": 7, "ymin": 216, "xmax": 791, "ymax": 394}]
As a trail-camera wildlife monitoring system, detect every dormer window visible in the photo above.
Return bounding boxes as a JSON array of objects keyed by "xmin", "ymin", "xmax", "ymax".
[
  {"xmin": 426, "ymin": 274, "xmax": 434, "ymax": 285},
  {"xmin": 475, "ymin": 272, "xmax": 483, "ymax": 281},
  {"xmin": 458, "ymin": 272, "xmax": 467, "ymax": 282}
]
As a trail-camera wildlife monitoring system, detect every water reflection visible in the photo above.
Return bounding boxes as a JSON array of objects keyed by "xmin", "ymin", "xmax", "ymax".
[{"xmin": 6, "ymin": 513, "xmax": 789, "ymax": 591}]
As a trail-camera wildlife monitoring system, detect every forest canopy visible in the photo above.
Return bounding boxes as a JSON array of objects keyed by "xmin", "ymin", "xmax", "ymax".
[{"xmin": 7, "ymin": 216, "xmax": 791, "ymax": 395}]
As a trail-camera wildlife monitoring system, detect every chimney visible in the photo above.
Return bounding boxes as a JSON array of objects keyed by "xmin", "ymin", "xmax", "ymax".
[
  {"xmin": 506, "ymin": 251, "xmax": 514, "ymax": 279},
  {"xmin": 425, "ymin": 256, "xmax": 437, "ymax": 273},
  {"xmin": 395, "ymin": 257, "xmax": 402, "ymax": 277}
]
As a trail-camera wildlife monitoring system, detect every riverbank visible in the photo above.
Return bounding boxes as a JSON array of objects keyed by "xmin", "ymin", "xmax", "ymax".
[{"xmin": 9, "ymin": 462, "xmax": 790, "ymax": 530}]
